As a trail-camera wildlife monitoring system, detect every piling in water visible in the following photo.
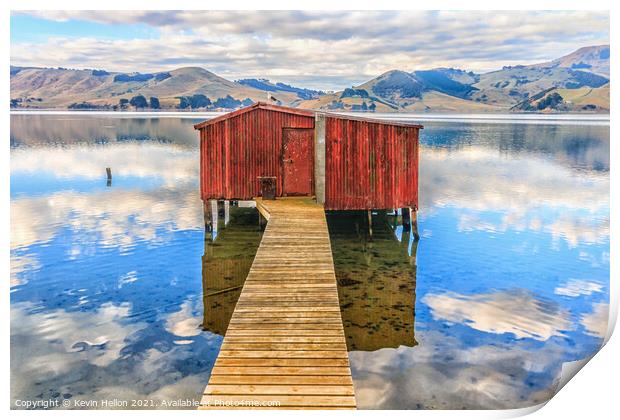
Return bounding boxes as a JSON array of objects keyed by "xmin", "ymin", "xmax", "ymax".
[
  {"xmin": 411, "ymin": 208, "xmax": 420, "ymax": 240},
  {"xmin": 402, "ymin": 207, "xmax": 411, "ymax": 231}
]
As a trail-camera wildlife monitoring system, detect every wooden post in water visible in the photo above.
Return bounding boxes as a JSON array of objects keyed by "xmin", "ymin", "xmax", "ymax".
[
  {"xmin": 106, "ymin": 167, "xmax": 112, "ymax": 187},
  {"xmin": 401, "ymin": 207, "xmax": 411, "ymax": 231},
  {"xmin": 390, "ymin": 209, "xmax": 398, "ymax": 230},
  {"xmin": 411, "ymin": 207, "xmax": 420, "ymax": 240},
  {"xmin": 410, "ymin": 234, "xmax": 419, "ymax": 266},
  {"xmin": 204, "ymin": 201, "xmax": 213, "ymax": 232},
  {"xmin": 211, "ymin": 200, "xmax": 219, "ymax": 235},
  {"xmin": 401, "ymin": 225, "xmax": 410, "ymax": 248},
  {"xmin": 367, "ymin": 210, "xmax": 373, "ymax": 238},
  {"xmin": 402, "ymin": 212, "xmax": 419, "ymax": 265},
  {"xmin": 223, "ymin": 201, "xmax": 230, "ymax": 227}
]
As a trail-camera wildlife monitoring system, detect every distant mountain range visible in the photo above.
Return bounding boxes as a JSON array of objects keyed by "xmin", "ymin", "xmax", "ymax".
[{"xmin": 10, "ymin": 45, "xmax": 609, "ymax": 113}]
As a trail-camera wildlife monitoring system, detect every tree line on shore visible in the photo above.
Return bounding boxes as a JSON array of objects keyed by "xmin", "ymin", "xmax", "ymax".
[{"xmin": 61, "ymin": 94, "xmax": 255, "ymax": 111}]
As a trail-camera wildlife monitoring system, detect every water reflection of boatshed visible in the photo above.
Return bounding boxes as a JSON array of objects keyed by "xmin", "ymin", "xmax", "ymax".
[
  {"xmin": 194, "ymin": 102, "xmax": 422, "ymax": 211},
  {"xmin": 328, "ymin": 211, "xmax": 418, "ymax": 351},
  {"xmin": 201, "ymin": 207, "xmax": 262, "ymax": 335}
]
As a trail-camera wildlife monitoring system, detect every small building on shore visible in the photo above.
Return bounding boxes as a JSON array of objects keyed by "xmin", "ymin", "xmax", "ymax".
[{"xmin": 194, "ymin": 102, "xmax": 422, "ymax": 211}]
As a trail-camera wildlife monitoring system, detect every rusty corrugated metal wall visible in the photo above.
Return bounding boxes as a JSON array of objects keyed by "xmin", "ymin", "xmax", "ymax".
[
  {"xmin": 199, "ymin": 106, "xmax": 315, "ymax": 200},
  {"xmin": 324, "ymin": 116, "xmax": 419, "ymax": 211},
  {"xmin": 197, "ymin": 104, "xmax": 421, "ymax": 210}
]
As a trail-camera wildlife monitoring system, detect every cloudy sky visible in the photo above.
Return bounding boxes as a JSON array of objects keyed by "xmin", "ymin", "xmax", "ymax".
[{"xmin": 10, "ymin": 10, "xmax": 610, "ymax": 90}]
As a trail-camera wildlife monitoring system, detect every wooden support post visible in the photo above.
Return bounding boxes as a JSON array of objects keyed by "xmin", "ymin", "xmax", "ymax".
[
  {"xmin": 401, "ymin": 226, "xmax": 410, "ymax": 248},
  {"xmin": 204, "ymin": 209, "xmax": 211, "ymax": 232},
  {"xmin": 203, "ymin": 201, "xmax": 213, "ymax": 232},
  {"xmin": 314, "ymin": 113, "xmax": 326, "ymax": 204},
  {"xmin": 223, "ymin": 201, "xmax": 230, "ymax": 227},
  {"xmin": 106, "ymin": 167, "xmax": 112, "ymax": 187},
  {"xmin": 401, "ymin": 207, "xmax": 411, "ymax": 231},
  {"xmin": 258, "ymin": 212, "xmax": 266, "ymax": 230},
  {"xmin": 410, "ymin": 234, "xmax": 419, "ymax": 266},
  {"xmin": 403, "ymin": 209, "xmax": 420, "ymax": 265},
  {"xmin": 211, "ymin": 200, "xmax": 219, "ymax": 236},
  {"xmin": 411, "ymin": 207, "xmax": 420, "ymax": 240},
  {"xmin": 390, "ymin": 209, "xmax": 398, "ymax": 230},
  {"xmin": 367, "ymin": 210, "xmax": 373, "ymax": 238}
]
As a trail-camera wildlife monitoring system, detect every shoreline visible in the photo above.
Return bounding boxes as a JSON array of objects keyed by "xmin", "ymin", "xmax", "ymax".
[{"xmin": 10, "ymin": 109, "xmax": 610, "ymax": 126}]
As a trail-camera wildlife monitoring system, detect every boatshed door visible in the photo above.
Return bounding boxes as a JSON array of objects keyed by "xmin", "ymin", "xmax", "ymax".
[{"xmin": 282, "ymin": 128, "xmax": 314, "ymax": 196}]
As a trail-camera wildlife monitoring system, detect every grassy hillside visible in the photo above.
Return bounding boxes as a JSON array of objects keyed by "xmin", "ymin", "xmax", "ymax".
[
  {"xmin": 10, "ymin": 45, "xmax": 610, "ymax": 113},
  {"xmin": 511, "ymin": 83, "xmax": 610, "ymax": 113},
  {"xmin": 297, "ymin": 70, "xmax": 502, "ymax": 113},
  {"xmin": 10, "ymin": 66, "xmax": 299, "ymax": 109},
  {"xmin": 536, "ymin": 44, "xmax": 610, "ymax": 77},
  {"xmin": 470, "ymin": 66, "xmax": 608, "ymax": 107},
  {"xmin": 296, "ymin": 45, "xmax": 609, "ymax": 113}
]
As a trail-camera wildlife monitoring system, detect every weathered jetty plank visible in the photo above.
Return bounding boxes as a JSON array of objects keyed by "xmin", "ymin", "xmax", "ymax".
[{"xmin": 199, "ymin": 198, "xmax": 356, "ymax": 410}]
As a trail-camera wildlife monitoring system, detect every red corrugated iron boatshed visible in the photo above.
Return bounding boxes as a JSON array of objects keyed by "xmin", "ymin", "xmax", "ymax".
[
  {"xmin": 323, "ymin": 113, "xmax": 421, "ymax": 211},
  {"xmin": 194, "ymin": 103, "xmax": 315, "ymax": 200},
  {"xmin": 194, "ymin": 102, "xmax": 422, "ymax": 211}
]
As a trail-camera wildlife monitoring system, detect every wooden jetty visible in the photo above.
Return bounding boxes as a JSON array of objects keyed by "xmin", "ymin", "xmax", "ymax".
[
  {"xmin": 200, "ymin": 198, "xmax": 356, "ymax": 410},
  {"xmin": 195, "ymin": 104, "xmax": 422, "ymax": 409}
]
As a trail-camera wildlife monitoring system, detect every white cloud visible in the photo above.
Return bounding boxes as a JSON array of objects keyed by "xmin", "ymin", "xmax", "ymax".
[
  {"xmin": 165, "ymin": 300, "xmax": 203, "ymax": 339},
  {"xmin": 423, "ymin": 290, "xmax": 573, "ymax": 340},
  {"xmin": 118, "ymin": 270, "xmax": 138, "ymax": 288},
  {"xmin": 349, "ymin": 329, "xmax": 582, "ymax": 409},
  {"xmin": 11, "ymin": 142, "xmax": 198, "ymax": 186},
  {"xmin": 554, "ymin": 279, "xmax": 604, "ymax": 297},
  {"xmin": 421, "ymin": 145, "xmax": 609, "ymax": 214},
  {"xmin": 546, "ymin": 217, "xmax": 610, "ymax": 248},
  {"xmin": 10, "ymin": 11, "xmax": 609, "ymax": 90},
  {"xmin": 422, "ymin": 145, "xmax": 610, "ymax": 248},
  {"xmin": 581, "ymin": 302, "xmax": 609, "ymax": 337},
  {"xmin": 10, "ymin": 254, "xmax": 40, "ymax": 287},
  {"xmin": 11, "ymin": 301, "xmax": 145, "ymax": 375},
  {"xmin": 455, "ymin": 212, "xmax": 610, "ymax": 249},
  {"xmin": 10, "ymin": 187, "xmax": 203, "ymax": 251},
  {"xmin": 9, "ymin": 141, "xmax": 203, "ymax": 288},
  {"xmin": 11, "ymin": 298, "xmax": 221, "ymax": 407}
]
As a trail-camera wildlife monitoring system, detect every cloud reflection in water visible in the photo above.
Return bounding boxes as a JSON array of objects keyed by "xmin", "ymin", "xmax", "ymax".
[{"xmin": 10, "ymin": 116, "xmax": 609, "ymax": 409}]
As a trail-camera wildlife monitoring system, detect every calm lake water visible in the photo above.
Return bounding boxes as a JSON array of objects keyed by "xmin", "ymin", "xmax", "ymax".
[{"xmin": 10, "ymin": 113, "xmax": 609, "ymax": 410}]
